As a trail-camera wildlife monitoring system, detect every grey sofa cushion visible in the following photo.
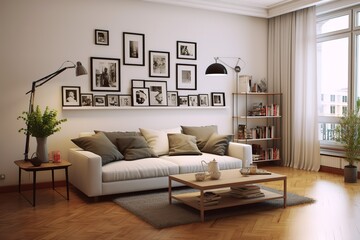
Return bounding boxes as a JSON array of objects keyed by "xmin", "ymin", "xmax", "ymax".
[
  {"xmin": 116, "ymin": 136, "xmax": 157, "ymax": 160},
  {"xmin": 71, "ymin": 132, "xmax": 124, "ymax": 165}
]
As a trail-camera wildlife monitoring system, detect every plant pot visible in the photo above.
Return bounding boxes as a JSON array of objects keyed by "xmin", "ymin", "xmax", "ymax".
[
  {"xmin": 36, "ymin": 137, "xmax": 49, "ymax": 163},
  {"xmin": 344, "ymin": 165, "xmax": 358, "ymax": 183}
]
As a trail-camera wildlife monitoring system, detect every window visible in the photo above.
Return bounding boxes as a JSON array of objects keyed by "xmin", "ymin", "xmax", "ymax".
[
  {"xmin": 342, "ymin": 95, "xmax": 348, "ymax": 102},
  {"xmin": 342, "ymin": 106, "xmax": 348, "ymax": 115},
  {"xmin": 330, "ymin": 94, "xmax": 336, "ymax": 102},
  {"xmin": 317, "ymin": 13, "xmax": 350, "ymax": 35},
  {"xmin": 330, "ymin": 105, "xmax": 335, "ymax": 114},
  {"xmin": 317, "ymin": 7, "xmax": 360, "ymax": 153}
]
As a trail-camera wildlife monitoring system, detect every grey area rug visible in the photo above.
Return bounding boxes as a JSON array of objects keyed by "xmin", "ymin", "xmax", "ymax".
[{"xmin": 113, "ymin": 186, "xmax": 315, "ymax": 229}]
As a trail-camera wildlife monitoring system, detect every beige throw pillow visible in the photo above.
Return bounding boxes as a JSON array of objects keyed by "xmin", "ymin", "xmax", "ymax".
[
  {"xmin": 168, "ymin": 133, "xmax": 202, "ymax": 156},
  {"xmin": 181, "ymin": 125, "xmax": 218, "ymax": 149},
  {"xmin": 139, "ymin": 127, "xmax": 181, "ymax": 155}
]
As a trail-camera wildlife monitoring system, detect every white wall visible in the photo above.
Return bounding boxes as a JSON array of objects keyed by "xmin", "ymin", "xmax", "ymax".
[{"xmin": 0, "ymin": 0, "xmax": 267, "ymax": 186}]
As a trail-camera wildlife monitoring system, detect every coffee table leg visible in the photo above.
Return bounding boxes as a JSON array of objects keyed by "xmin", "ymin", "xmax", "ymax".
[
  {"xmin": 168, "ymin": 178, "xmax": 172, "ymax": 204},
  {"xmin": 283, "ymin": 177, "xmax": 287, "ymax": 208},
  {"xmin": 200, "ymin": 190, "xmax": 205, "ymax": 222}
]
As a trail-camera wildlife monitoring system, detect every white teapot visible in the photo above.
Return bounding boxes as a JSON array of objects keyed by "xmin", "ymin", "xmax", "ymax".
[{"xmin": 201, "ymin": 159, "xmax": 221, "ymax": 180}]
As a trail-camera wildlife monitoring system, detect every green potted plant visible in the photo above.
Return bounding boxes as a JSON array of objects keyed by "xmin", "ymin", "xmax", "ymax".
[
  {"xmin": 18, "ymin": 105, "xmax": 67, "ymax": 163},
  {"xmin": 334, "ymin": 99, "xmax": 360, "ymax": 183}
]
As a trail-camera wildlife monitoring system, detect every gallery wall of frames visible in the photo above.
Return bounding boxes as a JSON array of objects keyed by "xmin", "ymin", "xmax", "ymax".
[{"xmin": 62, "ymin": 30, "xmax": 225, "ymax": 109}]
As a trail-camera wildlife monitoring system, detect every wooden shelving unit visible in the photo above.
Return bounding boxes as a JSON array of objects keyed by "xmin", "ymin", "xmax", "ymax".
[{"xmin": 232, "ymin": 92, "xmax": 282, "ymax": 163}]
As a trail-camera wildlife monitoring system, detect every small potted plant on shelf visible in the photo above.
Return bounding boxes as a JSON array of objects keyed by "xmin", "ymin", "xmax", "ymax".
[
  {"xmin": 18, "ymin": 105, "xmax": 67, "ymax": 164},
  {"xmin": 334, "ymin": 99, "xmax": 360, "ymax": 183}
]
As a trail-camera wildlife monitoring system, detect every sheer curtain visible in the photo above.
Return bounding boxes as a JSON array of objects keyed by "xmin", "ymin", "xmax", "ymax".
[{"xmin": 268, "ymin": 6, "xmax": 320, "ymax": 171}]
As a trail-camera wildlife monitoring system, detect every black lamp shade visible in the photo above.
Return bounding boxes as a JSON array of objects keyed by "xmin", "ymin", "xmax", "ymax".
[
  {"xmin": 205, "ymin": 63, "xmax": 228, "ymax": 75},
  {"xmin": 75, "ymin": 61, "xmax": 87, "ymax": 76}
]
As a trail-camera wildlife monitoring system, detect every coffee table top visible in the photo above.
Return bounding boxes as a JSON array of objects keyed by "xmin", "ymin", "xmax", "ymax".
[{"xmin": 169, "ymin": 169, "xmax": 286, "ymax": 190}]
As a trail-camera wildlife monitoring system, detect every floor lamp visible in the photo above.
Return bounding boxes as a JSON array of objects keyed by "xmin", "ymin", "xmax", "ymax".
[
  {"xmin": 24, "ymin": 61, "xmax": 87, "ymax": 161},
  {"xmin": 205, "ymin": 57, "xmax": 245, "ymax": 140}
]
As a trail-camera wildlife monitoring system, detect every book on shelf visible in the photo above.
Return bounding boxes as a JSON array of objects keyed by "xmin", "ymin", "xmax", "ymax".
[
  {"xmin": 230, "ymin": 184, "xmax": 264, "ymax": 199},
  {"xmin": 231, "ymin": 192, "xmax": 265, "ymax": 199},
  {"xmin": 248, "ymin": 125, "xmax": 275, "ymax": 139},
  {"xmin": 248, "ymin": 103, "xmax": 280, "ymax": 117},
  {"xmin": 238, "ymin": 124, "xmax": 246, "ymax": 139},
  {"xmin": 197, "ymin": 191, "xmax": 221, "ymax": 204}
]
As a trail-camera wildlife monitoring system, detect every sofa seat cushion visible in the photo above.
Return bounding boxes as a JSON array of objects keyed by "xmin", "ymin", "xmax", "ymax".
[
  {"xmin": 102, "ymin": 158, "xmax": 179, "ymax": 182},
  {"xmin": 160, "ymin": 153, "xmax": 242, "ymax": 174}
]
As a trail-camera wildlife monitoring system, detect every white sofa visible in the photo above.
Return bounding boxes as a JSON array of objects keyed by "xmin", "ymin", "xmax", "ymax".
[{"xmin": 68, "ymin": 126, "xmax": 252, "ymax": 197}]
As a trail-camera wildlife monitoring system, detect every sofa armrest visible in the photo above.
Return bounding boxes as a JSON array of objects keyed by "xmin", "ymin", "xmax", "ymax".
[
  {"xmin": 68, "ymin": 148, "xmax": 103, "ymax": 197},
  {"xmin": 227, "ymin": 142, "xmax": 252, "ymax": 167}
]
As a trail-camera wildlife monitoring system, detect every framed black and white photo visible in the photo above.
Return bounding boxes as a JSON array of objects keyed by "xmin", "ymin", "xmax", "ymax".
[
  {"xmin": 211, "ymin": 92, "xmax": 225, "ymax": 106},
  {"xmin": 144, "ymin": 81, "xmax": 168, "ymax": 106},
  {"xmin": 177, "ymin": 41, "xmax": 197, "ymax": 60},
  {"xmin": 132, "ymin": 87, "xmax": 149, "ymax": 107},
  {"xmin": 131, "ymin": 79, "xmax": 144, "ymax": 88},
  {"xmin": 94, "ymin": 95, "xmax": 107, "ymax": 106},
  {"xmin": 199, "ymin": 94, "xmax": 209, "ymax": 107},
  {"xmin": 119, "ymin": 95, "xmax": 132, "ymax": 107},
  {"xmin": 91, "ymin": 57, "xmax": 120, "ymax": 92},
  {"xmin": 149, "ymin": 51, "xmax": 170, "ymax": 78},
  {"xmin": 176, "ymin": 64, "xmax": 197, "ymax": 90},
  {"xmin": 188, "ymin": 95, "xmax": 199, "ymax": 107},
  {"xmin": 95, "ymin": 29, "xmax": 109, "ymax": 45},
  {"xmin": 167, "ymin": 91, "xmax": 178, "ymax": 106},
  {"xmin": 178, "ymin": 96, "xmax": 189, "ymax": 107},
  {"xmin": 107, "ymin": 94, "xmax": 120, "ymax": 106},
  {"xmin": 123, "ymin": 32, "xmax": 145, "ymax": 66},
  {"xmin": 62, "ymin": 86, "xmax": 80, "ymax": 107},
  {"xmin": 81, "ymin": 93, "xmax": 93, "ymax": 106}
]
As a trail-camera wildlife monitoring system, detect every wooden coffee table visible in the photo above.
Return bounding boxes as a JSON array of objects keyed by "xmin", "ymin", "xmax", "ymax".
[{"xmin": 168, "ymin": 169, "xmax": 287, "ymax": 222}]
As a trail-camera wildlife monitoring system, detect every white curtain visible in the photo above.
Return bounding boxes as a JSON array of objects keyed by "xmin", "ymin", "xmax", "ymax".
[{"xmin": 268, "ymin": 6, "xmax": 320, "ymax": 171}]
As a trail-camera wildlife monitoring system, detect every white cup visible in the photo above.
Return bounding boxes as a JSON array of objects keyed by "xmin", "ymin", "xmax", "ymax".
[{"xmin": 195, "ymin": 172, "xmax": 206, "ymax": 181}]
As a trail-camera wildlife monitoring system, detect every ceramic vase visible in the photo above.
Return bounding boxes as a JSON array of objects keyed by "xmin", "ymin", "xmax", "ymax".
[{"xmin": 36, "ymin": 137, "xmax": 49, "ymax": 163}]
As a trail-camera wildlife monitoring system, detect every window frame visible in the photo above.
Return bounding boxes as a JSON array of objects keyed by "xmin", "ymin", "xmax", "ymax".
[
  {"xmin": 317, "ymin": 9, "xmax": 351, "ymax": 37},
  {"xmin": 317, "ymin": 6, "xmax": 360, "ymax": 155}
]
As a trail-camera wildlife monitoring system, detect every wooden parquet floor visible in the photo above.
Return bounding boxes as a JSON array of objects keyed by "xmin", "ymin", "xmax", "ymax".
[{"xmin": 1, "ymin": 166, "xmax": 360, "ymax": 240}]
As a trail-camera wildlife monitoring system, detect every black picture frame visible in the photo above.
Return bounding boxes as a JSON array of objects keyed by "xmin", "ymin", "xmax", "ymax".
[
  {"xmin": 119, "ymin": 95, "xmax": 132, "ymax": 107},
  {"xmin": 81, "ymin": 93, "xmax": 93, "ymax": 106},
  {"xmin": 176, "ymin": 64, "xmax": 197, "ymax": 90},
  {"xmin": 177, "ymin": 41, "xmax": 197, "ymax": 60},
  {"xmin": 62, "ymin": 86, "xmax": 81, "ymax": 107},
  {"xmin": 178, "ymin": 96, "xmax": 189, "ymax": 107},
  {"xmin": 199, "ymin": 94, "xmax": 209, "ymax": 107},
  {"xmin": 188, "ymin": 95, "xmax": 199, "ymax": 107},
  {"xmin": 211, "ymin": 92, "xmax": 225, "ymax": 106},
  {"xmin": 91, "ymin": 57, "xmax": 121, "ymax": 92},
  {"xmin": 149, "ymin": 51, "xmax": 170, "ymax": 78},
  {"xmin": 107, "ymin": 94, "xmax": 120, "ymax": 106},
  {"xmin": 167, "ymin": 91, "xmax": 178, "ymax": 106},
  {"xmin": 132, "ymin": 87, "xmax": 150, "ymax": 107},
  {"xmin": 95, "ymin": 29, "xmax": 109, "ymax": 45},
  {"xmin": 144, "ymin": 81, "xmax": 168, "ymax": 106},
  {"xmin": 131, "ymin": 79, "xmax": 144, "ymax": 88},
  {"xmin": 94, "ymin": 95, "xmax": 107, "ymax": 106},
  {"xmin": 123, "ymin": 32, "xmax": 145, "ymax": 66}
]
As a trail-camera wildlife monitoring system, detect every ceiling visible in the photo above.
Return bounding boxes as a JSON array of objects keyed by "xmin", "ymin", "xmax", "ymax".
[{"xmin": 142, "ymin": 0, "xmax": 336, "ymax": 18}]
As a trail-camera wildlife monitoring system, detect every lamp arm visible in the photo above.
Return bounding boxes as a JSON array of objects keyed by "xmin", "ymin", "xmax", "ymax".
[
  {"xmin": 26, "ymin": 64, "xmax": 75, "ymax": 95},
  {"xmin": 215, "ymin": 57, "xmax": 245, "ymax": 73}
]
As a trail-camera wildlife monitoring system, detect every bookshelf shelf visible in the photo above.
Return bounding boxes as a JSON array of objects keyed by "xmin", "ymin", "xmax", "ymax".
[{"xmin": 232, "ymin": 90, "xmax": 282, "ymax": 164}]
